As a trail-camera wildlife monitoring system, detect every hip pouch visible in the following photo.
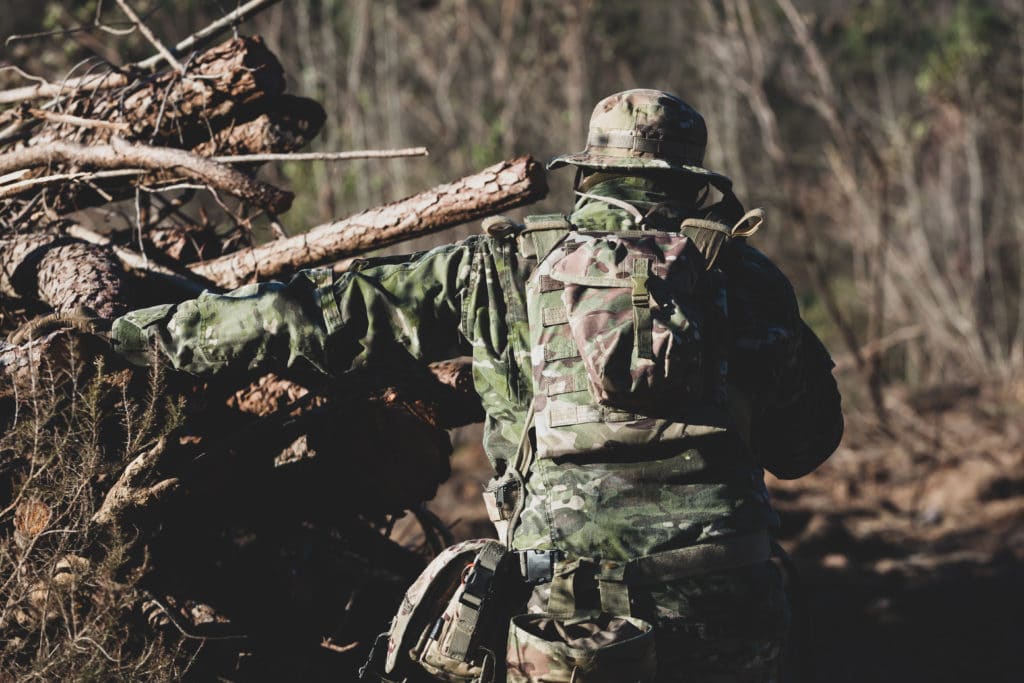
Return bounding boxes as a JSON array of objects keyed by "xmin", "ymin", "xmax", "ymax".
[
  {"xmin": 506, "ymin": 613, "xmax": 656, "ymax": 683},
  {"xmin": 362, "ymin": 539, "xmax": 529, "ymax": 683}
]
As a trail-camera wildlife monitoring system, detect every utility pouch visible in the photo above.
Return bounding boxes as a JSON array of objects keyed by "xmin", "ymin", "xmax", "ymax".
[
  {"xmin": 506, "ymin": 613, "xmax": 657, "ymax": 683},
  {"xmin": 372, "ymin": 539, "xmax": 529, "ymax": 683}
]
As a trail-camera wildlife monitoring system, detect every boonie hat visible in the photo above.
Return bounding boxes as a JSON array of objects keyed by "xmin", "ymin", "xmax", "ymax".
[{"xmin": 548, "ymin": 88, "xmax": 731, "ymax": 189}]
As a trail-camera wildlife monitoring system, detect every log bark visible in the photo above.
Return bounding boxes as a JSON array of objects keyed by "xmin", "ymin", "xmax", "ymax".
[
  {"xmin": 33, "ymin": 36, "xmax": 285, "ymax": 149},
  {"xmin": 190, "ymin": 96, "xmax": 326, "ymax": 158},
  {"xmin": 190, "ymin": 155, "xmax": 548, "ymax": 289},
  {"xmin": 0, "ymin": 234, "xmax": 131, "ymax": 318}
]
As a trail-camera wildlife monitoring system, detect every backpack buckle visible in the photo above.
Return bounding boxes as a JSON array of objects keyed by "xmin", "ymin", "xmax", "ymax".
[{"xmin": 517, "ymin": 549, "xmax": 563, "ymax": 585}]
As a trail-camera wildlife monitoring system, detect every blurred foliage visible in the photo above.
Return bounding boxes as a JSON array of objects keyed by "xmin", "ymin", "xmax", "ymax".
[{"xmin": 1, "ymin": 0, "xmax": 1022, "ymax": 391}]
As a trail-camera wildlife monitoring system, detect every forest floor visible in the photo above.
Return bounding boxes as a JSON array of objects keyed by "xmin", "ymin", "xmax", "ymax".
[{"xmin": 428, "ymin": 381, "xmax": 1024, "ymax": 683}]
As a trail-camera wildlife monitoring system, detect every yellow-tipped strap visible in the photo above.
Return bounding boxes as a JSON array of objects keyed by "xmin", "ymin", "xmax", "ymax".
[{"xmin": 731, "ymin": 208, "xmax": 766, "ymax": 239}]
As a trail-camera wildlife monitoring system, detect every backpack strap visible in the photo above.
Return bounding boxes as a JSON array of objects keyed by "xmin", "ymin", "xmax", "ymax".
[
  {"xmin": 680, "ymin": 207, "xmax": 766, "ymax": 270},
  {"xmin": 520, "ymin": 214, "xmax": 572, "ymax": 260}
]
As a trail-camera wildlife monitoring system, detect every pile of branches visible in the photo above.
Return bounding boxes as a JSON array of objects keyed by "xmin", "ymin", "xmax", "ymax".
[{"xmin": 0, "ymin": 3, "xmax": 546, "ymax": 679}]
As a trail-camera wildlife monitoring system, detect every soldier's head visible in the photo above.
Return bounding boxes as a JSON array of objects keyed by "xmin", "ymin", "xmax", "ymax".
[{"xmin": 548, "ymin": 89, "xmax": 731, "ymax": 204}]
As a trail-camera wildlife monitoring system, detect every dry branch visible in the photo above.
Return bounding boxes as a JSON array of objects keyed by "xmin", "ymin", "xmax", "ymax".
[
  {"xmin": 134, "ymin": 0, "xmax": 285, "ymax": 72},
  {"xmin": 0, "ymin": 138, "xmax": 293, "ymax": 213},
  {"xmin": 190, "ymin": 155, "xmax": 548, "ymax": 288}
]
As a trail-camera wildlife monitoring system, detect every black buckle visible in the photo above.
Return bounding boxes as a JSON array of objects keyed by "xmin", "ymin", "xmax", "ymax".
[
  {"xmin": 461, "ymin": 563, "xmax": 495, "ymax": 602},
  {"xmin": 518, "ymin": 549, "xmax": 562, "ymax": 585}
]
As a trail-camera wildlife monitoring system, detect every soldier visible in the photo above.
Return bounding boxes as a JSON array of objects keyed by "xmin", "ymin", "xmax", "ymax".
[{"xmin": 110, "ymin": 89, "xmax": 843, "ymax": 682}]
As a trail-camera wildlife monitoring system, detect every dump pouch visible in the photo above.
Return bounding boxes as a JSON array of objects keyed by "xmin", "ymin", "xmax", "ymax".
[{"xmin": 506, "ymin": 613, "xmax": 656, "ymax": 683}]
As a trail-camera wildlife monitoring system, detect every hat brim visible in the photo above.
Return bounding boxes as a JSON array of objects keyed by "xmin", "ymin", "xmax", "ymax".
[{"xmin": 547, "ymin": 152, "xmax": 732, "ymax": 189}]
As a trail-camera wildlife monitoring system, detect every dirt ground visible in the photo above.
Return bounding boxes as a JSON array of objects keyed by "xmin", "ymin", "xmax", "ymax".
[{"xmin": 427, "ymin": 383, "xmax": 1024, "ymax": 683}]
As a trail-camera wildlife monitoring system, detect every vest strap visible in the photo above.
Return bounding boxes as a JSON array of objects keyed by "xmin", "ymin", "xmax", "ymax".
[{"xmin": 522, "ymin": 214, "xmax": 573, "ymax": 260}]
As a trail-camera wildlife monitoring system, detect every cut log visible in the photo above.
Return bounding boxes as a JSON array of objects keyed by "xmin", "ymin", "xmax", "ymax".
[
  {"xmin": 31, "ymin": 36, "xmax": 286, "ymax": 150},
  {"xmin": 0, "ymin": 234, "xmax": 131, "ymax": 318},
  {"xmin": 190, "ymin": 155, "xmax": 548, "ymax": 289}
]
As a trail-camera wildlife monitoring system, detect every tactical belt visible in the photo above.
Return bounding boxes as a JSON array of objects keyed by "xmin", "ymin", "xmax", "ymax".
[{"xmin": 514, "ymin": 531, "xmax": 772, "ymax": 618}]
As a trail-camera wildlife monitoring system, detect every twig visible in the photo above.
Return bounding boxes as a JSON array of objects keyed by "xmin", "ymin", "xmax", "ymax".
[
  {"xmin": 0, "ymin": 0, "xmax": 281, "ymax": 104},
  {"xmin": 135, "ymin": 0, "xmax": 285, "ymax": 71},
  {"xmin": 27, "ymin": 108, "xmax": 131, "ymax": 132},
  {"xmin": 211, "ymin": 148, "xmax": 430, "ymax": 163},
  {"xmin": 0, "ymin": 72, "xmax": 128, "ymax": 107},
  {"xmin": 114, "ymin": 0, "xmax": 185, "ymax": 74},
  {"xmin": 0, "ymin": 138, "xmax": 293, "ymax": 212}
]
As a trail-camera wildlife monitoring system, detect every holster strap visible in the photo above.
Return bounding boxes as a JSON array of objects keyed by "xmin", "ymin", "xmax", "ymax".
[{"xmin": 447, "ymin": 543, "xmax": 506, "ymax": 661}]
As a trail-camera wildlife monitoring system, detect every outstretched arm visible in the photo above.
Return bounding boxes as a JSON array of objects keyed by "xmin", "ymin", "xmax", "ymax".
[{"xmin": 111, "ymin": 240, "xmax": 476, "ymax": 378}]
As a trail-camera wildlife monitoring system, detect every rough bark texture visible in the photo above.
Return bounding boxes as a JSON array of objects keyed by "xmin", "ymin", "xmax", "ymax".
[
  {"xmin": 34, "ymin": 36, "xmax": 285, "ymax": 149},
  {"xmin": 0, "ymin": 234, "xmax": 130, "ymax": 318},
  {"xmin": 191, "ymin": 155, "xmax": 548, "ymax": 288},
  {"xmin": 190, "ymin": 96, "xmax": 326, "ymax": 158}
]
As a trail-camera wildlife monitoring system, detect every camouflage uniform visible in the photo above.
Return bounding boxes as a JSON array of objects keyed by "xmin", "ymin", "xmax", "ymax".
[{"xmin": 112, "ymin": 90, "xmax": 842, "ymax": 682}]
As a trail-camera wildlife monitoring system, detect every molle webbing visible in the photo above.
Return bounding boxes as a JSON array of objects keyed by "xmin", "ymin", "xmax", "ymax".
[
  {"xmin": 521, "ymin": 214, "xmax": 572, "ymax": 260},
  {"xmin": 545, "ymin": 531, "xmax": 772, "ymax": 619}
]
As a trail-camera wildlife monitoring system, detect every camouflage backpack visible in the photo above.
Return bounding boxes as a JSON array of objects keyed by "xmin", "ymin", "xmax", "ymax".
[{"xmin": 519, "ymin": 207, "xmax": 762, "ymax": 460}]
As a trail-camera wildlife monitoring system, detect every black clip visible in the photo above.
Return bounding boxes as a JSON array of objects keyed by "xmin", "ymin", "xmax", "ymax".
[{"xmin": 519, "ymin": 549, "xmax": 562, "ymax": 585}]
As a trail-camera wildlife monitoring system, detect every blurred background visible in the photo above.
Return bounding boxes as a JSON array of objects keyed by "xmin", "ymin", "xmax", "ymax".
[{"xmin": 2, "ymin": 2, "xmax": 1023, "ymax": 681}]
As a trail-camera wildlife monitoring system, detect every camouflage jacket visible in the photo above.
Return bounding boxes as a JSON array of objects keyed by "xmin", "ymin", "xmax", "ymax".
[{"xmin": 112, "ymin": 177, "xmax": 843, "ymax": 564}]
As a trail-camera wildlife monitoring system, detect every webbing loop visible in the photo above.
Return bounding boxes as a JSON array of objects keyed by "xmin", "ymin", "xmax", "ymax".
[{"xmin": 631, "ymin": 257, "xmax": 653, "ymax": 359}]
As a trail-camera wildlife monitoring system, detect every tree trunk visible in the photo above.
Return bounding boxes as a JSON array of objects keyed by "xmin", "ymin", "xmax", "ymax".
[{"xmin": 190, "ymin": 155, "xmax": 548, "ymax": 289}]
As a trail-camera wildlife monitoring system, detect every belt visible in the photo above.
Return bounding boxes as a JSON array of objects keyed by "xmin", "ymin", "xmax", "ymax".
[{"xmin": 515, "ymin": 531, "xmax": 772, "ymax": 617}]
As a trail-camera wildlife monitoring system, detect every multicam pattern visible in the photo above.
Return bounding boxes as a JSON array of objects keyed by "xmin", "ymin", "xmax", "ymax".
[
  {"xmin": 111, "ymin": 173, "xmax": 841, "ymax": 683},
  {"xmin": 527, "ymin": 228, "xmax": 715, "ymax": 461},
  {"xmin": 547, "ymin": 88, "xmax": 731, "ymax": 189},
  {"xmin": 506, "ymin": 613, "xmax": 657, "ymax": 683}
]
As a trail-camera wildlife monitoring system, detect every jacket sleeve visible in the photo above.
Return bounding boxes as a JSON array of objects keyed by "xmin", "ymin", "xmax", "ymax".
[
  {"xmin": 726, "ymin": 243, "xmax": 844, "ymax": 479},
  {"xmin": 110, "ymin": 240, "xmax": 476, "ymax": 378}
]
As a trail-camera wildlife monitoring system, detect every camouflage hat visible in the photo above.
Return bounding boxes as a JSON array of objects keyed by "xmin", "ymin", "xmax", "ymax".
[{"xmin": 548, "ymin": 89, "xmax": 731, "ymax": 188}]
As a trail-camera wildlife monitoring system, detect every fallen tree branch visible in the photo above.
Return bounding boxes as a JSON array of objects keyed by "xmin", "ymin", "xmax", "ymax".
[
  {"xmin": 135, "ymin": 0, "xmax": 284, "ymax": 72},
  {"xmin": 0, "ymin": 138, "xmax": 293, "ymax": 213},
  {"xmin": 0, "ymin": 72, "xmax": 128, "ymax": 107},
  {"xmin": 212, "ymin": 148, "xmax": 429, "ymax": 164},
  {"xmin": 0, "ymin": 233, "xmax": 131, "ymax": 318},
  {"xmin": 26, "ymin": 108, "xmax": 131, "ymax": 132},
  {"xmin": 114, "ymin": 0, "xmax": 185, "ymax": 74},
  {"xmin": 190, "ymin": 155, "xmax": 548, "ymax": 288}
]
